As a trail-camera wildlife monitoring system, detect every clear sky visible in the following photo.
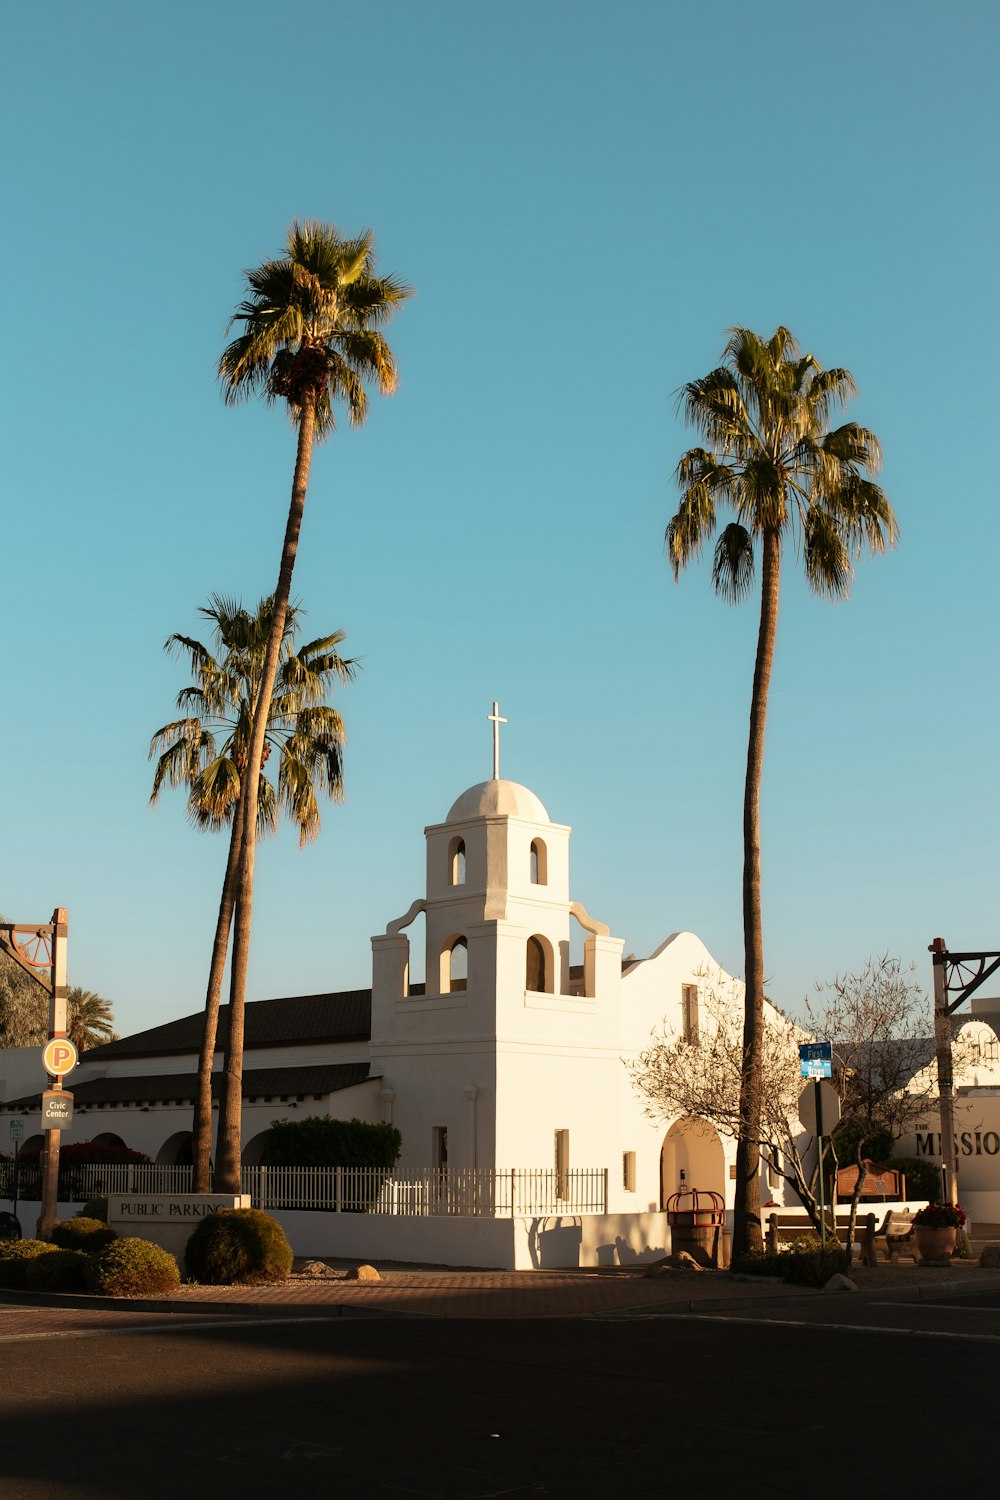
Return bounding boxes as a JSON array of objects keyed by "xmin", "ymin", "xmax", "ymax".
[{"xmin": 3, "ymin": 1, "xmax": 998, "ymax": 1038}]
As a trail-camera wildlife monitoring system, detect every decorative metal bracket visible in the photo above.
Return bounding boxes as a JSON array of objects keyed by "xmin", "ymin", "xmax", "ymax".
[
  {"xmin": 0, "ymin": 921, "xmax": 60, "ymax": 995},
  {"xmin": 929, "ymin": 938, "xmax": 1000, "ymax": 1015}
]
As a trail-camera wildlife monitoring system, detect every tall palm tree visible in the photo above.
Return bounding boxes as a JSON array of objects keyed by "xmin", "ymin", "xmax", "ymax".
[
  {"xmin": 150, "ymin": 595, "xmax": 357, "ymax": 1190},
  {"xmin": 214, "ymin": 221, "xmax": 409, "ymax": 1191},
  {"xmin": 666, "ymin": 327, "xmax": 897, "ymax": 1257},
  {"xmin": 66, "ymin": 988, "xmax": 116, "ymax": 1053}
]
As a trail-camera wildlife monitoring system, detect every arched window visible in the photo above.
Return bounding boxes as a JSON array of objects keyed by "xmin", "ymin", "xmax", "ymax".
[
  {"xmin": 448, "ymin": 836, "xmax": 466, "ymax": 886},
  {"xmin": 526, "ymin": 935, "xmax": 551, "ymax": 993},
  {"xmin": 530, "ymin": 838, "xmax": 547, "ymax": 885},
  {"xmin": 440, "ymin": 935, "xmax": 468, "ymax": 993}
]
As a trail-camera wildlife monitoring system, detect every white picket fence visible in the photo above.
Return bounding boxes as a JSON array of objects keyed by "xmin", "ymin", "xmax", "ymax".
[{"xmin": 64, "ymin": 1163, "xmax": 608, "ymax": 1217}]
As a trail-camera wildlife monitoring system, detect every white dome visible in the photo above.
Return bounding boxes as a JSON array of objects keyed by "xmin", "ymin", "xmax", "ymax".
[{"xmin": 445, "ymin": 779, "xmax": 549, "ymax": 824}]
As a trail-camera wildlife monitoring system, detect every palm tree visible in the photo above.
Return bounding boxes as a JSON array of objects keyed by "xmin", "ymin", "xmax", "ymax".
[
  {"xmin": 66, "ymin": 988, "xmax": 116, "ymax": 1053},
  {"xmin": 150, "ymin": 595, "xmax": 357, "ymax": 1190},
  {"xmin": 666, "ymin": 327, "xmax": 897, "ymax": 1257},
  {"xmin": 214, "ymin": 221, "xmax": 409, "ymax": 1191}
]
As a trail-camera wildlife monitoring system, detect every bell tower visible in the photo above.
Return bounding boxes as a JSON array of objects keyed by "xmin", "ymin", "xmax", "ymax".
[{"xmin": 369, "ymin": 707, "xmax": 623, "ymax": 1171}]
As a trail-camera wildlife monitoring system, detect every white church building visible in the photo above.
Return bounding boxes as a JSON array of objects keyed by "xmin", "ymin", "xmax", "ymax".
[{"xmin": 1, "ymin": 767, "xmax": 796, "ymax": 1267}]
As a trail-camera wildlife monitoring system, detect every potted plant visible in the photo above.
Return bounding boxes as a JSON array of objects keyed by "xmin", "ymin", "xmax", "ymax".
[{"xmin": 912, "ymin": 1202, "xmax": 966, "ymax": 1264}]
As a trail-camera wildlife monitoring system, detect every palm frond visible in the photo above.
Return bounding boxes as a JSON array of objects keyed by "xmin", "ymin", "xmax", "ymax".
[
  {"xmin": 666, "ymin": 481, "xmax": 719, "ymax": 578},
  {"xmin": 820, "ymin": 422, "xmax": 883, "ymax": 474},
  {"xmin": 712, "ymin": 523, "xmax": 755, "ymax": 603},
  {"xmin": 804, "ymin": 507, "xmax": 853, "ymax": 598}
]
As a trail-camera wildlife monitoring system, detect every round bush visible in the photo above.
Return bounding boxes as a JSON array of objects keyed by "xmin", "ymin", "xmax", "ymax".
[
  {"xmin": 185, "ymin": 1209, "xmax": 293, "ymax": 1286},
  {"xmin": 0, "ymin": 1240, "xmax": 59, "ymax": 1289},
  {"xmin": 85, "ymin": 1238, "xmax": 180, "ymax": 1297},
  {"xmin": 25, "ymin": 1248, "xmax": 89, "ymax": 1292},
  {"xmin": 52, "ymin": 1217, "xmax": 118, "ymax": 1252},
  {"xmin": 77, "ymin": 1197, "xmax": 109, "ymax": 1223}
]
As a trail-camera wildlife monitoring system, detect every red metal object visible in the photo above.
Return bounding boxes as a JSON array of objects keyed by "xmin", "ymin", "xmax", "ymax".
[
  {"xmin": 9, "ymin": 927, "xmax": 55, "ymax": 969},
  {"xmin": 666, "ymin": 1187, "xmax": 725, "ymax": 1226}
]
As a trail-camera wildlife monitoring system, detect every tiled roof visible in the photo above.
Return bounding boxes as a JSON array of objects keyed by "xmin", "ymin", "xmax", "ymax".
[
  {"xmin": 1, "ymin": 1062, "xmax": 375, "ymax": 1111},
  {"xmin": 83, "ymin": 989, "xmax": 373, "ymax": 1061}
]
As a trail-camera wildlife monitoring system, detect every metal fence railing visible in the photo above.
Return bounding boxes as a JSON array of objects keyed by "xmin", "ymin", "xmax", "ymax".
[{"xmin": 0, "ymin": 1161, "xmax": 608, "ymax": 1218}]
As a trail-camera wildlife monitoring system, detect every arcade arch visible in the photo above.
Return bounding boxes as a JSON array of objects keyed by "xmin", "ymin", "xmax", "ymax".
[
  {"xmin": 156, "ymin": 1131, "xmax": 193, "ymax": 1166},
  {"xmin": 659, "ymin": 1117, "xmax": 725, "ymax": 1210}
]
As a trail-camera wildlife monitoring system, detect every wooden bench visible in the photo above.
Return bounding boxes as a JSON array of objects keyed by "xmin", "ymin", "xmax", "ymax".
[
  {"xmin": 876, "ymin": 1209, "xmax": 917, "ymax": 1264},
  {"xmin": 766, "ymin": 1210, "xmax": 916, "ymax": 1268}
]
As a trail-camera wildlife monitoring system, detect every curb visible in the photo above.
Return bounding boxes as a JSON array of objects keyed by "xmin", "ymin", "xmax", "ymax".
[{"xmin": 0, "ymin": 1288, "xmax": 367, "ymax": 1318}]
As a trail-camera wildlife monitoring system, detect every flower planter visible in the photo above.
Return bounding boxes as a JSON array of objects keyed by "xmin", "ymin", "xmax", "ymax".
[{"xmin": 914, "ymin": 1224, "xmax": 956, "ymax": 1265}]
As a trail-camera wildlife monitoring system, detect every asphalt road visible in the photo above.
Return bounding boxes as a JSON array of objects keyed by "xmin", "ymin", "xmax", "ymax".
[{"xmin": 1, "ymin": 1295, "xmax": 996, "ymax": 1498}]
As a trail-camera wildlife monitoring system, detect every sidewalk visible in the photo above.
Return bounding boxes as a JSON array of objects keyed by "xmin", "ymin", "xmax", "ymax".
[{"xmin": 5, "ymin": 1254, "xmax": 1000, "ymax": 1322}]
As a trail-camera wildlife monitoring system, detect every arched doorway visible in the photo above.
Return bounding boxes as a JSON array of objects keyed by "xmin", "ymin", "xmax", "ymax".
[
  {"xmin": 659, "ymin": 1118, "xmax": 726, "ymax": 1210},
  {"xmin": 241, "ymin": 1132, "xmax": 271, "ymax": 1167},
  {"xmin": 155, "ymin": 1131, "xmax": 193, "ymax": 1166}
]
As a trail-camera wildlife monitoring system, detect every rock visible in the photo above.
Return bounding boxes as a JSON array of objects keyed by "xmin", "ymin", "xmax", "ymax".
[
  {"xmin": 298, "ymin": 1259, "xmax": 335, "ymax": 1278},
  {"xmin": 645, "ymin": 1251, "xmax": 702, "ymax": 1275},
  {"xmin": 345, "ymin": 1263, "xmax": 380, "ymax": 1282},
  {"xmin": 823, "ymin": 1273, "xmax": 858, "ymax": 1292},
  {"xmin": 979, "ymin": 1244, "xmax": 1000, "ymax": 1269}
]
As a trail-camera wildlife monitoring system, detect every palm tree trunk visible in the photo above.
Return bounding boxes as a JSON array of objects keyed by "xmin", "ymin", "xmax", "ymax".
[
  {"xmin": 214, "ymin": 395, "xmax": 318, "ymax": 1193},
  {"xmin": 191, "ymin": 812, "xmax": 243, "ymax": 1192},
  {"xmin": 732, "ymin": 525, "xmax": 781, "ymax": 1259}
]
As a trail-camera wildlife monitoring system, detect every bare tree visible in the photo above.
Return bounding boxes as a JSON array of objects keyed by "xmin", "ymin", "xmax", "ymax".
[{"xmin": 629, "ymin": 958, "xmax": 951, "ymax": 1256}]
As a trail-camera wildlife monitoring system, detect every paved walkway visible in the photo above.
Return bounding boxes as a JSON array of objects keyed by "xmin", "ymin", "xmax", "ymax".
[{"xmin": 5, "ymin": 1253, "xmax": 1000, "ymax": 1324}]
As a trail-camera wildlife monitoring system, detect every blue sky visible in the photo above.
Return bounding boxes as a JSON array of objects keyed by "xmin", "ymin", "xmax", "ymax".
[{"xmin": 3, "ymin": 1, "xmax": 998, "ymax": 1038}]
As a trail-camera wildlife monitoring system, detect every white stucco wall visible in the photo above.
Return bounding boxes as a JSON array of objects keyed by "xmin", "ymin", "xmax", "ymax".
[{"xmin": 265, "ymin": 1209, "xmax": 672, "ymax": 1269}]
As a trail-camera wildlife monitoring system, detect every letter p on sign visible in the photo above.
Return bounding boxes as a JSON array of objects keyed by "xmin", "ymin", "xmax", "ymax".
[{"xmin": 42, "ymin": 1039, "xmax": 79, "ymax": 1078}]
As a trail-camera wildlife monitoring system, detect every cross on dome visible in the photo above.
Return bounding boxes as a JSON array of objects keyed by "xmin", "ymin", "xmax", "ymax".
[{"xmin": 487, "ymin": 700, "xmax": 507, "ymax": 780}]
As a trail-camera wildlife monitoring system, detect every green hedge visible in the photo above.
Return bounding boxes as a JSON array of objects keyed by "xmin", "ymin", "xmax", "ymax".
[
  {"xmin": 887, "ymin": 1155, "xmax": 939, "ymax": 1202},
  {"xmin": 52, "ymin": 1217, "xmax": 118, "ymax": 1252},
  {"xmin": 185, "ymin": 1208, "xmax": 292, "ymax": 1286},
  {"xmin": 0, "ymin": 1240, "xmax": 59, "ymax": 1288},
  {"xmin": 25, "ymin": 1249, "xmax": 89, "ymax": 1292},
  {"xmin": 85, "ymin": 1239, "xmax": 180, "ymax": 1297},
  {"xmin": 261, "ymin": 1116, "xmax": 401, "ymax": 1169}
]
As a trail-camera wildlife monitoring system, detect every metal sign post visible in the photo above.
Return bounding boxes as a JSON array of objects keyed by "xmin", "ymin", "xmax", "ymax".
[
  {"xmin": 929, "ymin": 938, "xmax": 1000, "ymax": 1227},
  {"xmin": 800, "ymin": 1043, "xmax": 833, "ymax": 1248},
  {"xmin": 0, "ymin": 909, "xmax": 70, "ymax": 1237}
]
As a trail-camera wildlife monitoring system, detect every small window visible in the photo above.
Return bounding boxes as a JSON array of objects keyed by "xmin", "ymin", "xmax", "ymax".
[
  {"xmin": 681, "ymin": 983, "xmax": 699, "ymax": 1044},
  {"xmin": 448, "ymin": 836, "xmax": 466, "ymax": 886},
  {"xmin": 441, "ymin": 935, "xmax": 468, "ymax": 993},
  {"xmin": 433, "ymin": 1125, "xmax": 448, "ymax": 1170},
  {"xmin": 526, "ymin": 935, "xmax": 550, "ymax": 993},
  {"xmin": 554, "ymin": 1129, "xmax": 570, "ymax": 1200},
  {"xmin": 766, "ymin": 1152, "xmax": 780, "ymax": 1190},
  {"xmin": 530, "ymin": 838, "xmax": 547, "ymax": 885},
  {"xmin": 622, "ymin": 1151, "xmax": 636, "ymax": 1193}
]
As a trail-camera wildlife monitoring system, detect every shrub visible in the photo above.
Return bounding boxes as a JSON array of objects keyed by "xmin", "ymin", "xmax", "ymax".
[
  {"xmin": 0, "ymin": 1240, "xmax": 59, "ymax": 1288},
  {"xmin": 52, "ymin": 1217, "xmax": 118, "ymax": 1252},
  {"xmin": 85, "ymin": 1239, "xmax": 180, "ymax": 1297},
  {"xmin": 830, "ymin": 1118, "xmax": 894, "ymax": 1172},
  {"xmin": 185, "ymin": 1209, "xmax": 293, "ymax": 1286},
  {"xmin": 25, "ymin": 1248, "xmax": 89, "ymax": 1292},
  {"xmin": 781, "ymin": 1244, "xmax": 849, "ymax": 1286},
  {"xmin": 888, "ymin": 1156, "xmax": 940, "ymax": 1203},
  {"xmin": 261, "ymin": 1116, "xmax": 402, "ymax": 1170},
  {"xmin": 731, "ymin": 1237, "xmax": 849, "ymax": 1287},
  {"xmin": 731, "ymin": 1249, "xmax": 785, "ymax": 1278},
  {"xmin": 77, "ymin": 1197, "xmax": 109, "ymax": 1222}
]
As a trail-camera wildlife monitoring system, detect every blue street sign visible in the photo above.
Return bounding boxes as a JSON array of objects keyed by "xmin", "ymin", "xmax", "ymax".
[{"xmin": 799, "ymin": 1042, "xmax": 832, "ymax": 1079}]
